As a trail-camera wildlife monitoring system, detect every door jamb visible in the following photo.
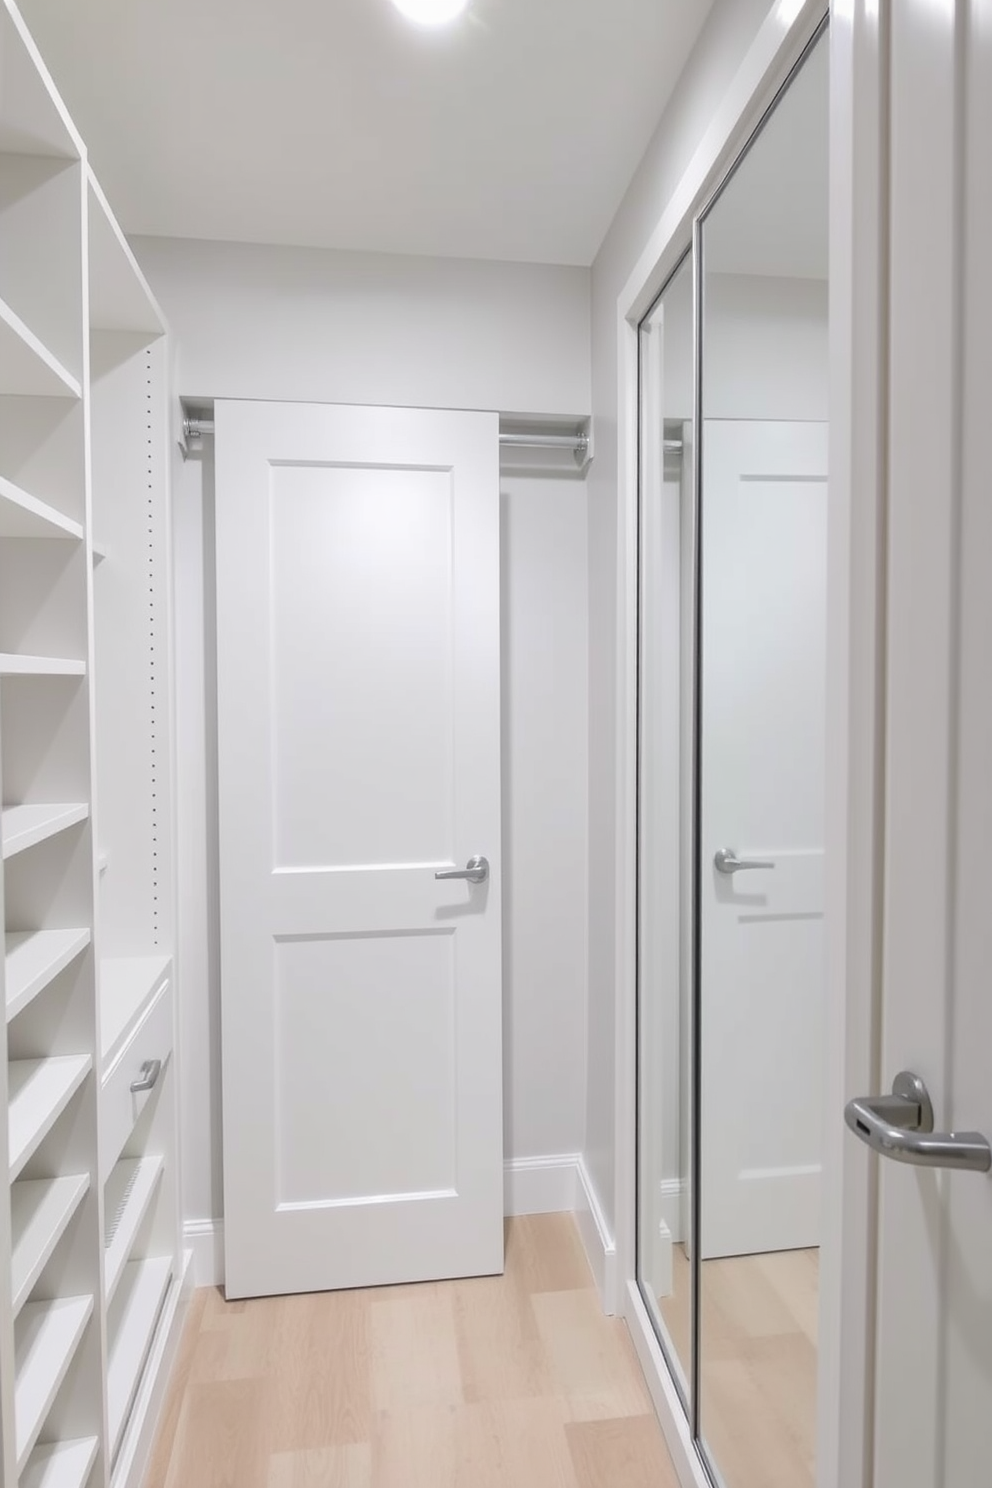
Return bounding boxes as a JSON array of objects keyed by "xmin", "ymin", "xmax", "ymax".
[
  {"xmin": 816, "ymin": 7, "xmax": 887, "ymax": 1486},
  {"xmin": 610, "ymin": 4, "xmax": 885, "ymax": 1485}
]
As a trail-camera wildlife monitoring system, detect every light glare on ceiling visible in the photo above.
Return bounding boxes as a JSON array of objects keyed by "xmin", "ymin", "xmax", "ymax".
[{"xmin": 390, "ymin": 0, "xmax": 469, "ymax": 25}]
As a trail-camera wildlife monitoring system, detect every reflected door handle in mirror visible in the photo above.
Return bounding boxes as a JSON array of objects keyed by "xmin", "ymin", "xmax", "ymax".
[
  {"xmin": 845, "ymin": 1071, "xmax": 992, "ymax": 1172},
  {"xmin": 714, "ymin": 848, "xmax": 775, "ymax": 874},
  {"xmin": 435, "ymin": 855, "xmax": 489, "ymax": 885}
]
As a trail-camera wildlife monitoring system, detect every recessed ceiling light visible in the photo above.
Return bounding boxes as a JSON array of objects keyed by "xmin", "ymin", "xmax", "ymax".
[{"xmin": 390, "ymin": 0, "xmax": 469, "ymax": 26}]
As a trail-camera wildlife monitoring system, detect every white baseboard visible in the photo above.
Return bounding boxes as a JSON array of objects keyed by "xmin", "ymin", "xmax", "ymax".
[
  {"xmin": 185, "ymin": 1218, "xmax": 225, "ymax": 1288},
  {"xmin": 187, "ymin": 1153, "xmax": 612, "ymax": 1296},
  {"xmin": 503, "ymin": 1152, "xmax": 579, "ymax": 1215},
  {"xmin": 186, "ymin": 1158, "xmax": 578, "ymax": 1289},
  {"xmin": 575, "ymin": 1155, "xmax": 618, "ymax": 1315}
]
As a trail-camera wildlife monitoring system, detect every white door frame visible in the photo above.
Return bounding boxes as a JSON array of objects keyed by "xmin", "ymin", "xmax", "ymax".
[{"xmin": 610, "ymin": 3, "xmax": 885, "ymax": 1484}]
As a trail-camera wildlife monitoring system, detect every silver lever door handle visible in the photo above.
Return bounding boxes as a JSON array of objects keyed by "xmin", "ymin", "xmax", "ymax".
[
  {"xmin": 714, "ymin": 847, "xmax": 775, "ymax": 875},
  {"xmin": 435, "ymin": 855, "xmax": 489, "ymax": 885},
  {"xmin": 130, "ymin": 1058, "xmax": 162, "ymax": 1095},
  {"xmin": 845, "ymin": 1070, "xmax": 991, "ymax": 1173}
]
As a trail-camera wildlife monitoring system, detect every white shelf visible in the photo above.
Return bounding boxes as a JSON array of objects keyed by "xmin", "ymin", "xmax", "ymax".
[
  {"xmin": 21, "ymin": 1437, "xmax": 99, "ymax": 1488},
  {"xmin": 6, "ymin": 928, "xmax": 91, "ymax": 1022},
  {"xmin": 2, "ymin": 804, "xmax": 89, "ymax": 860},
  {"xmin": 100, "ymin": 956, "xmax": 170, "ymax": 1072},
  {"xmin": 11, "ymin": 1174, "xmax": 90, "ymax": 1314},
  {"xmin": 0, "ymin": 477, "xmax": 83, "ymax": 541},
  {"xmin": 104, "ymin": 1155, "xmax": 165, "ymax": 1304},
  {"xmin": 107, "ymin": 1255, "xmax": 172, "ymax": 1457},
  {"xmin": 0, "ymin": 295, "xmax": 81, "ymax": 400},
  {"xmin": 91, "ymin": 541, "xmax": 107, "ymax": 565},
  {"xmin": 15, "ymin": 1294, "xmax": 94, "ymax": 1474},
  {"xmin": 87, "ymin": 173, "xmax": 165, "ymax": 336},
  {"xmin": 8, "ymin": 1056, "xmax": 92, "ymax": 1180},
  {"xmin": 0, "ymin": 654, "xmax": 85, "ymax": 677},
  {"xmin": 0, "ymin": 3, "xmax": 82, "ymax": 159}
]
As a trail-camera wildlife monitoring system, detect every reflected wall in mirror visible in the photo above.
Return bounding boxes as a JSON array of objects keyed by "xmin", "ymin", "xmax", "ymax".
[
  {"xmin": 636, "ymin": 249, "xmax": 694, "ymax": 1401},
  {"xmin": 697, "ymin": 26, "xmax": 828, "ymax": 1488}
]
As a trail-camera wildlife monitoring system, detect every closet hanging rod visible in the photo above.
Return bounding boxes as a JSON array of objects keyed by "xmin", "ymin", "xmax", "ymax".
[
  {"xmin": 181, "ymin": 415, "xmax": 589, "ymax": 458},
  {"xmin": 499, "ymin": 431, "xmax": 588, "ymax": 455}
]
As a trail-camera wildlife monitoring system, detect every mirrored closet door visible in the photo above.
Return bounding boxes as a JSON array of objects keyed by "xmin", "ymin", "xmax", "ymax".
[{"xmin": 635, "ymin": 20, "xmax": 828, "ymax": 1488}]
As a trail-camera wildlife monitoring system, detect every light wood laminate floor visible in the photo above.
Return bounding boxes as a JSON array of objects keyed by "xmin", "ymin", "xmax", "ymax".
[
  {"xmin": 659, "ymin": 1246, "xmax": 818, "ymax": 1488},
  {"xmin": 145, "ymin": 1215, "xmax": 679, "ymax": 1488}
]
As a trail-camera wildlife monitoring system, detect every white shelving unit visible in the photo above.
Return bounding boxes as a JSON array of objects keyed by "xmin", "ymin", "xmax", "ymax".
[
  {"xmin": 99, "ymin": 960, "xmax": 170, "ymax": 1075},
  {"xmin": 103, "ymin": 1158, "xmax": 164, "ymax": 1305},
  {"xmin": 11, "ymin": 1177, "xmax": 90, "ymax": 1313},
  {"xmin": 14, "ymin": 1295, "xmax": 94, "ymax": 1472},
  {"xmin": 105, "ymin": 1256, "xmax": 172, "ymax": 1459},
  {"xmin": 22, "ymin": 1437, "xmax": 100, "ymax": 1488},
  {"xmin": 2, "ymin": 806, "xmax": 90, "ymax": 861},
  {"xmin": 0, "ymin": 3, "xmax": 185, "ymax": 1486},
  {"xmin": 0, "ymin": 657, "xmax": 86, "ymax": 678},
  {"xmin": 0, "ymin": 476, "xmax": 84, "ymax": 540},
  {"xmin": 6, "ymin": 930, "xmax": 91, "ymax": 1023},
  {"xmin": 8, "ymin": 1058, "xmax": 93, "ymax": 1179},
  {"xmin": 0, "ymin": 296, "xmax": 81, "ymax": 400}
]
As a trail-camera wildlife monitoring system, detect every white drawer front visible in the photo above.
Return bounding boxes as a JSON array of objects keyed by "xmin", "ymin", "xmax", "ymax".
[{"xmin": 100, "ymin": 981, "xmax": 172, "ymax": 1179}]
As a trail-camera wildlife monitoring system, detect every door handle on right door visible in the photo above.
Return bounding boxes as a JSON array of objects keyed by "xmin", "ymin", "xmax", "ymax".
[
  {"xmin": 714, "ymin": 847, "xmax": 776, "ymax": 875},
  {"xmin": 845, "ymin": 1070, "xmax": 992, "ymax": 1172}
]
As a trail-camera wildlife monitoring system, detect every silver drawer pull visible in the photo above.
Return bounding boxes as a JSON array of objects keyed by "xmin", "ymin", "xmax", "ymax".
[{"xmin": 130, "ymin": 1058, "xmax": 162, "ymax": 1094}]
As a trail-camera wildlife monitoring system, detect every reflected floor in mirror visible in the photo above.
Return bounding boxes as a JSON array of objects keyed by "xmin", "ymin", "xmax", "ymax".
[{"xmin": 660, "ymin": 1247, "xmax": 818, "ymax": 1488}]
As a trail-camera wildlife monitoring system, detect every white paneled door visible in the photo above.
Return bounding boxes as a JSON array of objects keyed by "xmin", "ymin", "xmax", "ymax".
[
  {"xmin": 215, "ymin": 401, "xmax": 503, "ymax": 1300},
  {"xmin": 858, "ymin": 2, "xmax": 992, "ymax": 1482},
  {"xmin": 701, "ymin": 420, "xmax": 827, "ymax": 1257}
]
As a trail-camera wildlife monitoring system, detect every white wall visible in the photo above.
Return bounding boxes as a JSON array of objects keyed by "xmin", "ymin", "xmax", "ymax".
[
  {"xmin": 584, "ymin": 0, "xmax": 779, "ymax": 1238},
  {"xmin": 133, "ymin": 236, "xmax": 590, "ymax": 416},
  {"xmin": 501, "ymin": 478, "xmax": 589, "ymax": 1162},
  {"xmin": 138, "ymin": 237, "xmax": 591, "ymax": 1234}
]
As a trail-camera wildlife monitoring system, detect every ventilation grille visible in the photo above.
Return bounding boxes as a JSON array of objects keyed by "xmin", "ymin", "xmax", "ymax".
[{"xmin": 104, "ymin": 1162, "xmax": 141, "ymax": 1249}]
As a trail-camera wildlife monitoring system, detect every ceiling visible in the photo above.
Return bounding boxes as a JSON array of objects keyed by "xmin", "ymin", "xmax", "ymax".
[{"xmin": 18, "ymin": 0, "xmax": 716, "ymax": 267}]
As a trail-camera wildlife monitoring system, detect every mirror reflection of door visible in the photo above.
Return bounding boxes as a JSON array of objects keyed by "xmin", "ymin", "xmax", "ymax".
[{"xmin": 697, "ymin": 29, "xmax": 828, "ymax": 1488}]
